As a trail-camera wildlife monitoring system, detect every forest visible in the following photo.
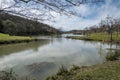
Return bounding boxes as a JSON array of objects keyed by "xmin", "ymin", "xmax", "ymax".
[{"xmin": 0, "ymin": 12, "xmax": 61, "ymax": 36}]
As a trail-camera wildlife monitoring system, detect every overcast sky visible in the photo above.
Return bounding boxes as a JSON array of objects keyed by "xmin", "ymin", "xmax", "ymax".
[{"xmin": 1, "ymin": 0, "xmax": 120, "ymax": 31}]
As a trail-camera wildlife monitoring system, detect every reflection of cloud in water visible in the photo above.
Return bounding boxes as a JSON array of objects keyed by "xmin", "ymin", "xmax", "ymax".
[
  {"xmin": 0, "ymin": 38, "xmax": 109, "ymax": 70},
  {"xmin": 0, "ymin": 50, "xmax": 34, "ymax": 70},
  {"xmin": 0, "ymin": 38, "xmax": 117, "ymax": 79},
  {"xmin": 0, "ymin": 40, "xmax": 50, "ymax": 55}
]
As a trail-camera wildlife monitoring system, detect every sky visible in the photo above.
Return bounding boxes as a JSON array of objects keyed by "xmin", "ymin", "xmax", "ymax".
[
  {"xmin": 44, "ymin": 0, "xmax": 120, "ymax": 31},
  {"xmin": 0, "ymin": 0, "xmax": 120, "ymax": 31}
]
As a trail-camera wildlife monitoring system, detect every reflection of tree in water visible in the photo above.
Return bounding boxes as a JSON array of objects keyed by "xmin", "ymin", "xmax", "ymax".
[
  {"xmin": 57, "ymin": 38, "xmax": 63, "ymax": 43},
  {"xmin": 114, "ymin": 44, "xmax": 120, "ymax": 54},
  {"xmin": 0, "ymin": 39, "xmax": 50, "ymax": 56},
  {"xmin": 98, "ymin": 44, "xmax": 104, "ymax": 57},
  {"xmin": 106, "ymin": 43, "xmax": 120, "ymax": 58},
  {"xmin": 49, "ymin": 38, "xmax": 63, "ymax": 45},
  {"xmin": 97, "ymin": 42, "xmax": 120, "ymax": 61},
  {"xmin": 108, "ymin": 43, "xmax": 116, "ymax": 53},
  {"xmin": 29, "ymin": 40, "xmax": 50, "ymax": 51}
]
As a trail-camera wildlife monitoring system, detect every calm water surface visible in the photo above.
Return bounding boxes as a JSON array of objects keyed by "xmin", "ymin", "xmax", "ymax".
[{"xmin": 0, "ymin": 35, "xmax": 117, "ymax": 80}]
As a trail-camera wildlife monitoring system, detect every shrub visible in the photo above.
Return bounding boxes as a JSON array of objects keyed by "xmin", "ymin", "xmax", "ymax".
[
  {"xmin": 106, "ymin": 51, "xmax": 120, "ymax": 61},
  {"xmin": 57, "ymin": 66, "xmax": 69, "ymax": 75},
  {"xmin": 70, "ymin": 65, "xmax": 80, "ymax": 71}
]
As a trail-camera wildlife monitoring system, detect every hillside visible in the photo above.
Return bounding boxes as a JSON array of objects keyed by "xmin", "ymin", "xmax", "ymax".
[
  {"xmin": 65, "ymin": 30, "xmax": 83, "ymax": 34},
  {"xmin": 0, "ymin": 12, "xmax": 61, "ymax": 36}
]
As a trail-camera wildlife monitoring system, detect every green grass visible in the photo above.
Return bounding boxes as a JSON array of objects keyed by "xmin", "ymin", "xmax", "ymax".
[
  {"xmin": 67, "ymin": 33, "xmax": 120, "ymax": 42},
  {"xmin": 0, "ymin": 33, "xmax": 34, "ymax": 44},
  {"xmin": 46, "ymin": 58, "xmax": 120, "ymax": 80},
  {"xmin": 46, "ymin": 49, "xmax": 120, "ymax": 80}
]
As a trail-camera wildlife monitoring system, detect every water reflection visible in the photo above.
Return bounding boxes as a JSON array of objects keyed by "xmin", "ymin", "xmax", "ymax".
[
  {"xmin": 106, "ymin": 43, "xmax": 120, "ymax": 56},
  {"xmin": 0, "ymin": 39, "xmax": 50, "ymax": 56},
  {"xmin": 0, "ymin": 37, "xmax": 119, "ymax": 80}
]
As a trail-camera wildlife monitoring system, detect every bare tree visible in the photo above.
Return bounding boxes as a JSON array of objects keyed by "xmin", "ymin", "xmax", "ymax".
[
  {"xmin": 0, "ymin": 0, "xmax": 104, "ymax": 21},
  {"xmin": 106, "ymin": 15, "xmax": 115, "ymax": 41},
  {"xmin": 84, "ymin": 27, "xmax": 90, "ymax": 36},
  {"xmin": 114, "ymin": 18, "xmax": 120, "ymax": 37}
]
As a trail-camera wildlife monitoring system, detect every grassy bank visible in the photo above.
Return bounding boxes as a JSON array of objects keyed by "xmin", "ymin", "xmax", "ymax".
[
  {"xmin": 47, "ymin": 33, "xmax": 120, "ymax": 80},
  {"xmin": 46, "ymin": 51, "xmax": 120, "ymax": 80},
  {"xmin": 0, "ymin": 33, "xmax": 35, "ymax": 44},
  {"xmin": 67, "ymin": 33, "xmax": 120, "ymax": 43},
  {"xmin": 47, "ymin": 60, "xmax": 120, "ymax": 80}
]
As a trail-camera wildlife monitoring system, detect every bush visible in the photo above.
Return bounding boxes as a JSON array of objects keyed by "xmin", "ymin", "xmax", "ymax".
[
  {"xmin": 57, "ymin": 66, "xmax": 69, "ymax": 75},
  {"xmin": 70, "ymin": 65, "xmax": 80, "ymax": 71},
  {"xmin": 106, "ymin": 51, "xmax": 120, "ymax": 61}
]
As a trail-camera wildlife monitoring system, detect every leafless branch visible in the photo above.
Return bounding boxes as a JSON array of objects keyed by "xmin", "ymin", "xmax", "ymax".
[{"xmin": 0, "ymin": 0, "xmax": 104, "ymax": 21}]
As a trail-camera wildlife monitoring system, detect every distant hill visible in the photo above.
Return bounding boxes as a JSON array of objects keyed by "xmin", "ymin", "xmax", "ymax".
[
  {"xmin": 65, "ymin": 30, "xmax": 83, "ymax": 34},
  {"xmin": 0, "ymin": 12, "xmax": 61, "ymax": 36}
]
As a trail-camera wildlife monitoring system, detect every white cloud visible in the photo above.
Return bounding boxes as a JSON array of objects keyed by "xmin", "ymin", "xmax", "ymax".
[
  {"xmin": 1, "ymin": 0, "xmax": 120, "ymax": 31},
  {"xmin": 43, "ymin": 0, "xmax": 120, "ymax": 30},
  {"xmin": 0, "ymin": 0, "xmax": 15, "ymax": 9}
]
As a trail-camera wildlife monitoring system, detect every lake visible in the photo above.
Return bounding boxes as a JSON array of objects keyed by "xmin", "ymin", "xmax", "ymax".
[{"xmin": 0, "ymin": 34, "xmax": 117, "ymax": 80}]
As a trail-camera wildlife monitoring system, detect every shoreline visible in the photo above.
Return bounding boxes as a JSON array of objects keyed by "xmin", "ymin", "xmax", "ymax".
[
  {"xmin": 66, "ymin": 36, "xmax": 120, "ymax": 44},
  {"xmin": 0, "ymin": 38, "xmax": 40, "ymax": 45},
  {"xmin": 46, "ymin": 55, "xmax": 120, "ymax": 80},
  {"xmin": 46, "ymin": 35, "xmax": 120, "ymax": 80},
  {"xmin": 0, "ymin": 33, "xmax": 50, "ymax": 45},
  {"xmin": 46, "ymin": 59, "xmax": 120, "ymax": 80}
]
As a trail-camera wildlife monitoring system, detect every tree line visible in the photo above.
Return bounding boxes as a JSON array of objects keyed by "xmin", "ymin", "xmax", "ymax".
[
  {"xmin": 83, "ymin": 16, "xmax": 120, "ymax": 41},
  {"xmin": 0, "ymin": 12, "xmax": 61, "ymax": 36}
]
